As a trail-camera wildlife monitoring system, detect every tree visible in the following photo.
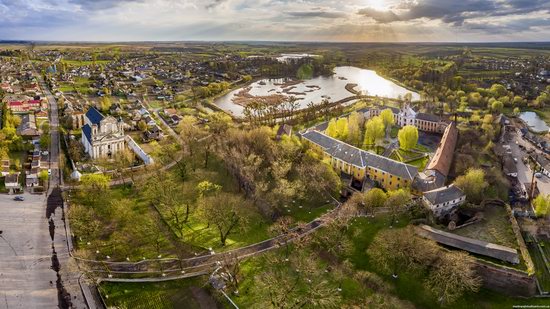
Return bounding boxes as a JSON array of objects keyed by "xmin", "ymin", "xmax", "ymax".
[
  {"xmin": 533, "ymin": 194, "xmax": 550, "ymax": 217},
  {"xmin": 335, "ymin": 117, "xmax": 349, "ymax": 141},
  {"xmin": 491, "ymin": 100, "xmax": 504, "ymax": 113},
  {"xmin": 397, "ymin": 125, "xmax": 418, "ymax": 151},
  {"xmin": 454, "ymin": 168, "xmax": 488, "ymax": 203},
  {"xmin": 178, "ymin": 116, "xmax": 202, "ymax": 158},
  {"xmin": 137, "ymin": 120, "xmax": 147, "ymax": 132},
  {"xmin": 363, "ymin": 116, "xmax": 385, "ymax": 148},
  {"xmin": 38, "ymin": 170, "xmax": 49, "ymax": 185},
  {"xmin": 196, "ymin": 180, "xmax": 221, "ymax": 198},
  {"xmin": 489, "ymin": 83, "xmax": 508, "ymax": 98},
  {"xmin": 513, "ymin": 107, "xmax": 521, "ymax": 116},
  {"xmin": 39, "ymin": 133, "xmax": 51, "ymax": 150},
  {"xmin": 425, "ymin": 251, "xmax": 481, "ymax": 305},
  {"xmin": 347, "ymin": 111, "xmax": 364, "ymax": 146},
  {"xmin": 385, "ymin": 189, "xmax": 411, "ymax": 224},
  {"xmin": 325, "ymin": 119, "xmax": 338, "ymax": 138},
  {"xmin": 367, "ymin": 227, "xmax": 437, "ymax": 276},
  {"xmin": 368, "ymin": 227, "xmax": 480, "ymax": 304},
  {"xmin": 199, "ymin": 192, "xmax": 252, "ymax": 246},
  {"xmin": 80, "ymin": 174, "xmax": 111, "ymax": 205},
  {"xmin": 253, "ymin": 250, "xmax": 341, "ymax": 309},
  {"xmin": 364, "ymin": 188, "xmax": 387, "ymax": 215},
  {"xmin": 379, "ymin": 109, "xmax": 394, "ymax": 136},
  {"xmin": 100, "ymin": 96, "xmax": 111, "ymax": 113}
]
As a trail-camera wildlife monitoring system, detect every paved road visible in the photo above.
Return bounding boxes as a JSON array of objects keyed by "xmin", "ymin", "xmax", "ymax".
[
  {"xmin": 0, "ymin": 193, "xmax": 62, "ymax": 308},
  {"xmin": 38, "ymin": 73, "xmax": 91, "ymax": 308},
  {"xmin": 508, "ymin": 127, "xmax": 550, "ymax": 196}
]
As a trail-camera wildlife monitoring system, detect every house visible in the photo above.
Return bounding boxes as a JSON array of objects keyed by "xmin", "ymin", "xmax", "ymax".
[
  {"xmin": 143, "ymin": 124, "xmax": 163, "ymax": 142},
  {"xmin": 81, "ymin": 107, "xmax": 126, "ymax": 159},
  {"xmin": 276, "ymin": 124, "xmax": 293, "ymax": 140},
  {"xmin": 6, "ymin": 99, "xmax": 42, "ymax": 113},
  {"xmin": 17, "ymin": 114, "xmax": 40, "ymax": 137},
  {"xmin": 300, "ymin": 130, "xmax": 418, "ymax": 191},
  {"xmin": 532, "ymin": 154, "xmax": 550, "ymax": 177},
  {"xmin": 26, "ymin": 169, "xmax": 39, "ymax": 187},
  {"xmin": 0, "ymin": 82, "xmax": 13, "ymax": 93},
  {"xmin": 422, "ymin": 185, "xmax": 466, "ymax": 217},
  {"xmin": 5, "ymin": 173, "xmax": 21, "ymax": 194},
  {"xmin": 360, "ymin": 104, "xmax": 446, "ymax": 134},
  {"xmin": 143, "ymin": 115, "xmax": 156, "ymax": 127}
]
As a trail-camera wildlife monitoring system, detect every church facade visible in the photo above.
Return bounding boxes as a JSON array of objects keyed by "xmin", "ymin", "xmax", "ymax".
[{"xmin": 81, "ymin": 107, "xmax": 126, "ymax": 159}]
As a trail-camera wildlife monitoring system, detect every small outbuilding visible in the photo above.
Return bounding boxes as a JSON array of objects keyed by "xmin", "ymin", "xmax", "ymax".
[{"xmin": 422, "ymin": 184, "xmax": 466, "ymax": 217}]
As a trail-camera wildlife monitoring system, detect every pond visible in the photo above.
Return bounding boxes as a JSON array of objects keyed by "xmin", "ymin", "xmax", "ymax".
[
  {"xmin": 214, "ymin": 66, "xmax": 420, "ymax": 116},
  {"xmin": 519, "ymin": 111, "xmax": 550, "ymax": 133}
]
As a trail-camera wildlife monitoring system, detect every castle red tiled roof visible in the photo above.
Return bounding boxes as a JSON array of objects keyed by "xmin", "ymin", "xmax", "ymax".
[{"xmin": 426, "ymin": 122, "xmax": 458, "ymax": 177}]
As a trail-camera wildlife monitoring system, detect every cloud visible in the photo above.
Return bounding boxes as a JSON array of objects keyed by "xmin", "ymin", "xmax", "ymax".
[
  {"xmin": 285, "ymin": 9, "xmax": 347, "ymax": 19},
  {"xmin": 357, "ymin": 8, "xmax": 400, "ymax": 23},
  {"xmin": 67, "ymin": 0, "xmax": 145, "ymax": 10},
  {"xmin": 358, "ymin": 0, "xmax": 550, "ymax": 26},
  {"xmin": 0, "ymin": 0, "xmax": 549, "ymax": 41}
]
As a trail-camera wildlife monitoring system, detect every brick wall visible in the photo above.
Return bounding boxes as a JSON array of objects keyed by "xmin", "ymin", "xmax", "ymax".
[{"xmin": 475, "ymin": 260, "xmax": 537, "ymax": 297}]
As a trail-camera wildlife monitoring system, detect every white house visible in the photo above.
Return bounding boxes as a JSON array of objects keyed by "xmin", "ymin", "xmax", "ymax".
[
  {"xmin": 5, "ymin": 173, "xmax": 21, "ymax": 194},
  {"xmin": 81, "ymin": 107, "xmax": 126, "ymax": 159},
  {"xmin": 422, "ymin": 185, "xmax": 466, "ymax": 217}
]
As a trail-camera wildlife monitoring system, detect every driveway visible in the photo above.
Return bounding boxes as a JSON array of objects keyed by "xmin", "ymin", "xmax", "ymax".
[{"xmin": 0, "ymin": 192, "xmax": 61, "ymax": 308}]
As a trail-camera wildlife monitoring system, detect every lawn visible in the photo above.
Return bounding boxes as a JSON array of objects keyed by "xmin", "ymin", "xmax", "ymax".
[
  {"xmin": 59, "ymin": 77, "xmax": 92, "ymax": 94},
  {"xmin": 70, "ymin": 185, "xmax": 181, "ymax": 261},
  {"xmin": 452, "ymin": 205, "xmax": 517, "ymax": 249},
  {"xmin": 344, "ymin": 214, "xmax": 544, "ymax": 308},
  {"xmin": 526, "ymin": 239, "xmax": 550, "ymax": 292},
  {"xmin": 99, "ymin": 276, "xmax": 221, "ymax": 309},
  {"xmin": 98, "ymin": 212, "xmax": 550, "ymax": 308}
]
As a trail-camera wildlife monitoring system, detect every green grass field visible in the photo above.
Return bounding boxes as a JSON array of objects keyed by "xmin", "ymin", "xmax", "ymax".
[{"xmin": 99, "ymin": 276, "xmax": 219, "ymax": 309}]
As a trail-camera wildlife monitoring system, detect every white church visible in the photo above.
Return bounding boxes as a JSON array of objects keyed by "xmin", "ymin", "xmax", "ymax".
[{"xmin": 81, "ymin": 107, "xmax": 126, "ymax": 159}]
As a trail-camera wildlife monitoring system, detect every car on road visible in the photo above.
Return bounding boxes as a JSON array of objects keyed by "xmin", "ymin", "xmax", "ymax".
[
  {"xmin": 48, "ymin": 169, "xmax": 52, "ymax": 176},
  {"xmin": 535, "ymin": 173, "xmax": 543, "ymax": 178},
  {"xmin": 514, "ymin": 158, "xmax": 518, "ymax": 163},
  {"xmin": 13, "ymin": 196, "xmax": 25, "ymax": 201}
]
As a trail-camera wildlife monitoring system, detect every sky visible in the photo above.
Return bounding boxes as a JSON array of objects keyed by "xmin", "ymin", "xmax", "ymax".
[{"xmin": 0, "ymin": 0, "xmax": 549, "ymax": 42}]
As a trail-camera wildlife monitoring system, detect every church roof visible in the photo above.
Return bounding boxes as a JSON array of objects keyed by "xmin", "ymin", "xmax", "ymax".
[
  {"xmin": 86, "ymin": 106, "xmax": 104, "ymax": 125},
  {"xmin": 82, "ymin": 124, "xmax": 92, "ymax": 144}
]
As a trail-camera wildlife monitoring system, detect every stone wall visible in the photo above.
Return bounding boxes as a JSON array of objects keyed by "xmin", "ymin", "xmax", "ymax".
[
  {"xmin": 474, "ymin": 260, "xmax": 537, "ymax": 297},
  {"xmin": 125, "ymin": 135, "xmax": 154, "ymax": 165}
]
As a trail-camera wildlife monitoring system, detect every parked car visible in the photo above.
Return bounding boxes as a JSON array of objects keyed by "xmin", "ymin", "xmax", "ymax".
[
  {"xmin": 13, "ymin": 196, "xmax": 25, "ymax": 201},
  {"xmin": 535, "ymin": 172, "xmax": 543, "ymax": 178}
]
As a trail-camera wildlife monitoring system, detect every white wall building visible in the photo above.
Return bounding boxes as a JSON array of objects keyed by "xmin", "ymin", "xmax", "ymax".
[
  {"xmin": 81, "ymin": 107, "xmax": 126, "ymax": 159},
  {"xmin": 422, "ymin": 185, "xmax": 466, "ymax": 217}
]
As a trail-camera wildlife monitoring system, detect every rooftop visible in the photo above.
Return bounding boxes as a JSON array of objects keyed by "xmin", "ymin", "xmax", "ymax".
[
  {"xmin": 423, "ymin": 184, "xmax": 465, "ymax": 205},
  {"xmin": 301, "ymin": 130, "xmax": 418, "ymax": 180},
  {"xmin": 85, "ymin": 106, "xmax": 105, "ymax": 125}
]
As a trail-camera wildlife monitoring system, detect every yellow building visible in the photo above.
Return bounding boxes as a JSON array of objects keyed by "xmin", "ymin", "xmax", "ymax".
[{"xmin": 301, "ymin": 130, "xmax": 418, "ymax": 191}]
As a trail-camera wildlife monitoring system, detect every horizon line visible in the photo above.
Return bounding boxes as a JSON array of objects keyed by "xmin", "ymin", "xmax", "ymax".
[{"xmin": 1, "ymin": 39, "xmax": 550, "ymax": 45}]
